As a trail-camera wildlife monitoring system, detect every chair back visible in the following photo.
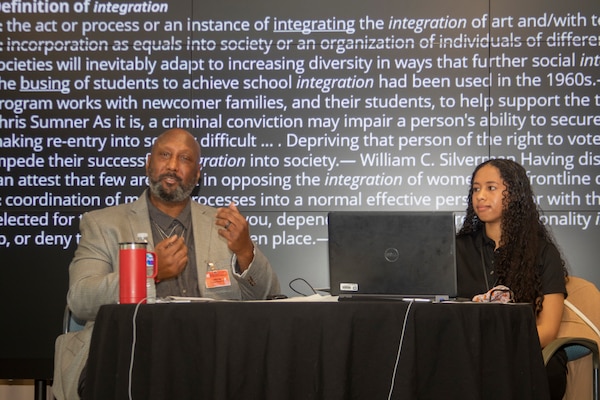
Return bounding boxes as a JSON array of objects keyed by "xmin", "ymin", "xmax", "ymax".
[{"xmin": 558, "ymin": 276, "xmax": 600, "ymax": 347}]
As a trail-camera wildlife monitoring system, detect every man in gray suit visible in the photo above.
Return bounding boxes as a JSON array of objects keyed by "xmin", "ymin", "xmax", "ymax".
[{"xmin": 53, "ymin": 128, "xmax": 280, "ymax": 400}]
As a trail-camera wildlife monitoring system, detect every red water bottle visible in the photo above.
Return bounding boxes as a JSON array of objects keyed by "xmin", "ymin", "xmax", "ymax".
[{"xmin": 119, "ymin": 242, "xmax": 157, "ymax": 304}]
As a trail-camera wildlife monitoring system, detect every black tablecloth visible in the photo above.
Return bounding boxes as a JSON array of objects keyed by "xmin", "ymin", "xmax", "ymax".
[{"xmin": 84, "ymin": 301, "xmax": 550, "ymax": 400}]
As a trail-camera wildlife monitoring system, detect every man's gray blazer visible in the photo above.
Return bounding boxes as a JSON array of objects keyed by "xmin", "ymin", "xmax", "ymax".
[{"xmin": 53, "ymin": 191, "xmax": 280, "ymax": 399}]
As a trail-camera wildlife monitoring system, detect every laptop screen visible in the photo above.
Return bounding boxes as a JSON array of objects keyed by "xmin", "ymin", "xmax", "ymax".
[{"xmin": 327, "ymin": 211, "xmax": 458, "ymax": 300}]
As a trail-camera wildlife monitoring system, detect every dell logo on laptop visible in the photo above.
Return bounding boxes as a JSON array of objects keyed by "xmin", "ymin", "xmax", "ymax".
[{"xmin": 384, "ymin": 248, "xmax": 400, "ymax": 262}]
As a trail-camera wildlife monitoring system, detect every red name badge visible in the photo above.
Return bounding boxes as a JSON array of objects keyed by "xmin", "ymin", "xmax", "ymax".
[{"xmin": 205, "ymin": 269, "xmax": 231, "ymax": 288}]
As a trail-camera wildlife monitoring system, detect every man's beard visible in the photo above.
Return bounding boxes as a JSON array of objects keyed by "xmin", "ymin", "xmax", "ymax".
[{"xmin": 149, "ymin": 172, "xmax": 196, "ymax": 203}]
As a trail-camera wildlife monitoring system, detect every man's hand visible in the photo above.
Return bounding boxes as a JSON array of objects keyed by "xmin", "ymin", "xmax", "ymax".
[
  {"xmin": 154, "ymin": 235, "xmax": 188, "ymax": 281},
  {"xmin": 216, "ymin": 202, "xmax": 254, "ymax": 271}
]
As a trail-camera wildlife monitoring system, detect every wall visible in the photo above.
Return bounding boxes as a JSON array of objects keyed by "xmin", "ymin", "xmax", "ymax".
[
  {"xmin": 0, "ymin": 380, "xmax": 53, "ymax": 400},
  {"xmin": 1, "ymin": 0, "xmax": 598, "ymax": 382}
]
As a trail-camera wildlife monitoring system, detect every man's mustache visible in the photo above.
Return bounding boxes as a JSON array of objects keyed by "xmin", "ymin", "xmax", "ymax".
[{"xmin": 159, "ymin": 173, "xmax": 182, "ymax": 183}]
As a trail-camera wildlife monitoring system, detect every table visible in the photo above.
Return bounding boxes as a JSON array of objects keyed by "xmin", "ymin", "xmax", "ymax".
[{"xmin": 84, "ymin": 300, "xmax": 550, "ymax": 400}]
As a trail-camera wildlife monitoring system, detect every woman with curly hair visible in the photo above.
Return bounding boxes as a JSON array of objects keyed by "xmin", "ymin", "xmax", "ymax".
[{"xmin": 456, "ymin": 158, "xmax": 568, "ymax": 399}]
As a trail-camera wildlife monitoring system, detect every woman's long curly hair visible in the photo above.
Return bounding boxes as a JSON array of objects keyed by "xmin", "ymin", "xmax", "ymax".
[{"xmin": 457, "ymin": 159, "xmax": 565, "ymax": 313}]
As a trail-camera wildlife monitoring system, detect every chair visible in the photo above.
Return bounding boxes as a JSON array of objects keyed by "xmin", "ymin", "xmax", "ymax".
[
  {"xmin": 542, "ymin": 276, "xmax": 600, "ymax": 400},
  {"xmin": 63, "ymin": 305, "xmax": 86, "ymax": 333}
]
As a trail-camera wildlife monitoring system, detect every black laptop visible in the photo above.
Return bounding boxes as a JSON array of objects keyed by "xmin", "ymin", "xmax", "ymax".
[{"xmin": 328, "ymin": 211, "xmax": 458, "ymax": 301}]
